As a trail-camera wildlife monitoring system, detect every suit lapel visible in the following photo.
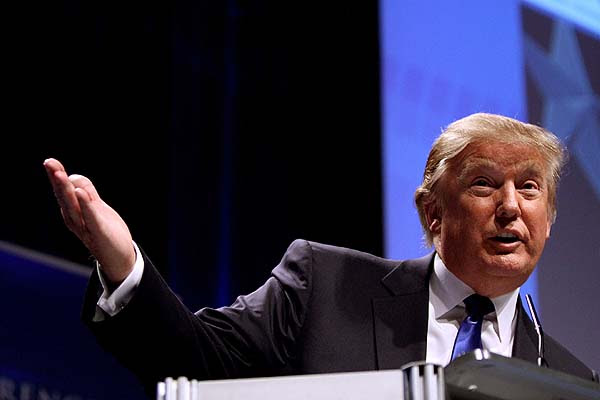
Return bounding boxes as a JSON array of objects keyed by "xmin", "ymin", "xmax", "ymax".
[
  {"xmin": 372, "ymin": 254, "xmax": 540, "ymax": 369},
  {"xmin": 372, "ymin": 253, "xmax": 433, "ymax": 370},
  {"xmin": 512, "ymin": 296, "xmax": 539, "ymax": 363}
]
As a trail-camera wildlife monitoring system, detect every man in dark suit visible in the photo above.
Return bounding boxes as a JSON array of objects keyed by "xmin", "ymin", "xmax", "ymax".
[{"xmin": 45, "ymin": 113, "xmax": 597, "ymax": 396}]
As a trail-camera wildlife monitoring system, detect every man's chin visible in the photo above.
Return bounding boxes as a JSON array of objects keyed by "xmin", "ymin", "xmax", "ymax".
[{"xmin": 484, "ymin": 253, "xmax": 535, "ymax": 278}]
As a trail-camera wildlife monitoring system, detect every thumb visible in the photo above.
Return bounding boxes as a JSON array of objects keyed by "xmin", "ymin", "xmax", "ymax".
[{"xmin": 74, "ymin": 187, "xmax": 100, "ymax": 235}]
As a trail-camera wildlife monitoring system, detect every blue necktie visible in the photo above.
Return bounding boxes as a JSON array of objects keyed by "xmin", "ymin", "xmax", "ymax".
[{"xmin": 451, "ymin": 294, "xmax": 495, "ymax": 361}]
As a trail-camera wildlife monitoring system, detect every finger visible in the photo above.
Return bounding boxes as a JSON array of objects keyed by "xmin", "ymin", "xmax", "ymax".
[
  {"xmin": 43, "ymin": 159, "xmax": 83, "ymax": 231},
  {"xmin": 44, "ymin": 158, "xmax": 69, "ymax": 199},
  {"xmin": 43, "ymin": 158, "xmax": 67, "ymax": 195},
  {"xmin": 56, "ymin": 171, "xmax": 85, "ymax": 232},
  {"xmin": 75, "ymin": 188, "xmax": 105, "ymax": 252},
  {"xmin": 43, "ymin": 158, "xmax": 66, "ymax": 176},
  {"xmin": 59, "ymin": 207, "xmax": 84, "ymax": 236},
  {"xmin": 69, "ymin": 174, "xmax": 101, "ymax": 202},
  {"xmin": 75, "ymin": 187, "xmax": 102, "ymax": 242}
]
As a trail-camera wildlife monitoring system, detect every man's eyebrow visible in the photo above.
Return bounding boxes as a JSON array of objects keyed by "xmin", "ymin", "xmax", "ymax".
[
  {"xmin": 456, "ymin": 158, "xmax": 546, "ymax": 182},
  {"xmin": 456, "ymin": 158, "xmax": 497, "ymax": 182}
]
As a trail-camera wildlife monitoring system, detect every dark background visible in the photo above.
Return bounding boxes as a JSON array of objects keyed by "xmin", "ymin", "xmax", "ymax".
[{"xmin": 4, "ymin": 1, "xmax": 383, "ymax": 310}]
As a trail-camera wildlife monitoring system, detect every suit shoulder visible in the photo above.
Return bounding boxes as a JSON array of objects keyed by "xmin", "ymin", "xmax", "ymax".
[
  {"xmin": 287, "ymin": 239, "xmax": 400, "ymax": 269},
  {"xmin": 545, "ymin": 333, "xmax": 595, "ymax": 380}
]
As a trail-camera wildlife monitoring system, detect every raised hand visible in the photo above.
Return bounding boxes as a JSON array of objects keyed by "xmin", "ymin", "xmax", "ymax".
[{"xmin": 44, "ymin": 158, "xmax": 136, "ymax": 284}]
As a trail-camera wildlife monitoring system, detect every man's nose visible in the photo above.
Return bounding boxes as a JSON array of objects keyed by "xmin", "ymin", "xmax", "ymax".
[{"xmin": 496, "ymin": 184, "xmax": 521, "ymax": 219}]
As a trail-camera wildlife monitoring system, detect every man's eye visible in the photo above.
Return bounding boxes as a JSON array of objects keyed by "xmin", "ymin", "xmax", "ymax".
[
  {"xmin": 473, "ymin": 179, "xmax": 491, "ymax": 187},
  {"xmin": 522, "ymin": 181, "xmax": 540, "ymax": 190}
]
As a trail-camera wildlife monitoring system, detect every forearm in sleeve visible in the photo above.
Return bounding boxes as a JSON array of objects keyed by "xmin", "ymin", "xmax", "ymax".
[{"xmin": 94, "ymin": 241, "xmax": 144, "ymax": 321}]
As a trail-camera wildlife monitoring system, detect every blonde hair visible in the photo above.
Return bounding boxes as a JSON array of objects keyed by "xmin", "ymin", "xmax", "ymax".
[{"xmin": 414, "ymin": 113, "xmax": 566, "ymax": 246}]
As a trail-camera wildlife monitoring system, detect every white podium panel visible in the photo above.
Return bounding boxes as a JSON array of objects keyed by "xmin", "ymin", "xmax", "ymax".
[
  {"xmin": 157, "ymin": 352, "xmax": 600, "ymax": 400},
  {"xmin": 159, "ymin": 370, "xmax": 406, "ymax": 400}
]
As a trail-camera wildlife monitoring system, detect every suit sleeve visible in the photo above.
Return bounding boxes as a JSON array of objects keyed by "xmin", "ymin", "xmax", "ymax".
[{"xmin": 81, "ymin": 239, "xmax": 314, "ymax": 395}]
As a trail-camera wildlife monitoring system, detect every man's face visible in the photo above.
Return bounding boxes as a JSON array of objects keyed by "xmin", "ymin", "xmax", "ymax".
[{"xmin": 429, "ymin": 140, "xmax": 552, "ymax": 297}]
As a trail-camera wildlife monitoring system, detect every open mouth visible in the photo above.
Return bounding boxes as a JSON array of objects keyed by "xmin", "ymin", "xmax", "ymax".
[{"xmin": 492, "ymin": 233, "xmax": 521, "ymax": 244}]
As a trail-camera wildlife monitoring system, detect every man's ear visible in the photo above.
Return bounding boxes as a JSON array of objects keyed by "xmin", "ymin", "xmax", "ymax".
[{"xmin": 424, "ymin": 201, "xmax": 442, "ymax": 235}]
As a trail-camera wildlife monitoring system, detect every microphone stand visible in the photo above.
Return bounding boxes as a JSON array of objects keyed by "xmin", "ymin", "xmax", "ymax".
[{"xmin": 525, "ymin": 294, "xmax": 548, "ymax": 368}]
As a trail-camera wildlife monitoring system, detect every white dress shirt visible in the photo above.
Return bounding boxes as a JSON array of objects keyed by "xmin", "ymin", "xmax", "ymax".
[
  {"xmin": 96, "ymin": 244, "xmax": 520, "ymax": 366},
  {"xmin": 426, "ymin": 253, "xmax": 519, "ymax": 366},
  {"xmin": 94, "ymin": 241, "xmax": 144, "ymax": 321}
]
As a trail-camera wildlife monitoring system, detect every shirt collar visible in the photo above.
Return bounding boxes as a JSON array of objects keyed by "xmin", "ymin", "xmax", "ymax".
[{"xmin": 429, "ymin": 253, "xmax": 520, "ymax": 343}]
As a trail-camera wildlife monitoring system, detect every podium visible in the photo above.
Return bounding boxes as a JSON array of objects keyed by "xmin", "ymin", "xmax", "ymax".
[
  {"xmin": 445, "ymin": 350, "xmax": 600, "ymax": 400},
  {"xmin": 157, "ymin": 350, "xmax": 600, "ymax": 400}
]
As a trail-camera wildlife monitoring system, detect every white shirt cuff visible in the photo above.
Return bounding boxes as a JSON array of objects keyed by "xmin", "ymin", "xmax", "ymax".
[{"xmin": 93, "ymin": 241, "xmax": 145, "ymax": 321}]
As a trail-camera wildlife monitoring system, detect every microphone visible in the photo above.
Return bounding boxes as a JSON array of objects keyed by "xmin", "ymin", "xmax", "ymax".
[{"xmin": 525, "ymin": 294, "xmax": 548, "ymax": 368}]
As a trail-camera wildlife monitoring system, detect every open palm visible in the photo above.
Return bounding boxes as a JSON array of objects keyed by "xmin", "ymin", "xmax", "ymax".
[{"xmin": 44, "ymin": 158, "xmax": 136, "ymax": 283}]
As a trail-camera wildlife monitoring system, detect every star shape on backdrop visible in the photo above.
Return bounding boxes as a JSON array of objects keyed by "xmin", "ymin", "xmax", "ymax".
[{"xmin": 523, "ymin": 20, "xmax": 600, "ymax": 200}]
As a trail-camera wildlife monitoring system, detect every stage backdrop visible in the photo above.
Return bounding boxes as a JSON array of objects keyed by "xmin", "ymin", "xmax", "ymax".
[
  {"xmin": 380, "ymin": 0, "xmax": 600, "ymax": 372},
  {"xmin": 2, "ymin": 2, "xmax": 382, "ymax": 398},
  {"xmin": 0, "ymin": 241, "xmax": 146, "ymax": 400}
]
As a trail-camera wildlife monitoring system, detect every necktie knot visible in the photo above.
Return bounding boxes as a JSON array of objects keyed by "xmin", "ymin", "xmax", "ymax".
[
  {"xmin": 451, "ymin": 294, "xmax": 495, "ymax": 361},
  {"xmin": 463, "ymin": 294, "xmax": 494, "ymax": 320}
]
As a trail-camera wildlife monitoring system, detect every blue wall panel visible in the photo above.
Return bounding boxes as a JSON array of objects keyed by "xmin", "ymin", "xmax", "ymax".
[{"xmin": 0, "ymin": 242, "xmax": 145, "ymax": 400}]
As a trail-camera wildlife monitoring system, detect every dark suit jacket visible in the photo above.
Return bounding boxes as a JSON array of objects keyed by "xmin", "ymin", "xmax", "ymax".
[{"xmin": 82, "ymin": 239, "xmax": 596, "ymax": 396}]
